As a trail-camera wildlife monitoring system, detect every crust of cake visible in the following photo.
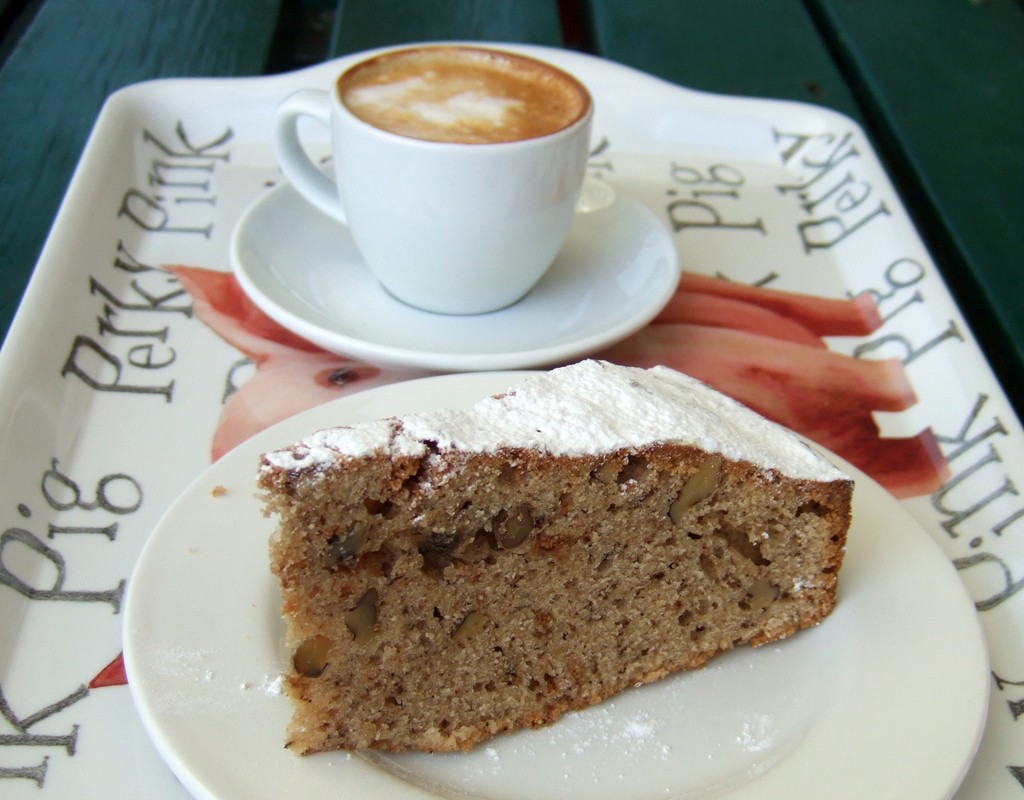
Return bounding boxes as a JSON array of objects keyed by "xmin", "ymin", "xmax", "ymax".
[{"xmin": 262, "ymin": 438, "xmax": 851, "ymax": 754}]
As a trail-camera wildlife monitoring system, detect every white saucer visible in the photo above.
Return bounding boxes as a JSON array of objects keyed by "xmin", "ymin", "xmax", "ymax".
[
  {"xmin": 230, "ymin": 183, "xmax": 679, "ymax": 371},
  {"xmin": 123, "ymin": 373, "xmax": 989, "ymax": 800}
]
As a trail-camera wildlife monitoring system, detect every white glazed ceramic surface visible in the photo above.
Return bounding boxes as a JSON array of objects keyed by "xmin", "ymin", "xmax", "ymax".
[
  {"xmin": 272, "ymin": 46, "xmax": 594, "ymax": 315},
  {"xmin": 230, "ymin": 180, "xmax": 679, "ymax": 370},
  {"xmin": 123, "ymin": 373, "xmax": 989, "ymax": 800}
]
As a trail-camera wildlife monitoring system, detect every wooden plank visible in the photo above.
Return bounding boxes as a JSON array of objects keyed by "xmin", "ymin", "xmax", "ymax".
[
  {"xmin": 329, "ymin": 0, "xmax": 565, "ymax": 56},
  {"xmin": 810, "ymin": 0, "xmax": 1024, "ymax": 408},
  {"xmin": 0, "ymin": 0, "xmax": 284, "ymax": 345},
  {"xmin": 584, "ymin": 0, "xmax": 860, "ymax": 118}
]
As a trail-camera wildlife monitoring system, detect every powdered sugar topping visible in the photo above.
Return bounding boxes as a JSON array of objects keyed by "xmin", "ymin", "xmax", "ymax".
[{"xmin": 261, "ymin": 361, "xmax": 846, "ymax": 481}]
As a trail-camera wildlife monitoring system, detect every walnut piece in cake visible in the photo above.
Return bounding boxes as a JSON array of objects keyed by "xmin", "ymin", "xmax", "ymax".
[{"xmin": 259, "ymin": 360, "xmax": 852, "ymax": 753}]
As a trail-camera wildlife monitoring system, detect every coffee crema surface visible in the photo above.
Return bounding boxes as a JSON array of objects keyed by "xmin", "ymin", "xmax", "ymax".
[{"xmin": 339, "ymin": 46, "xmax": 590, "ymax": 144}]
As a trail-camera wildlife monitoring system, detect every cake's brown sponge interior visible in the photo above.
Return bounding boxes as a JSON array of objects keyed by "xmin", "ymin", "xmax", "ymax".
[{"xmin": 262, "ymin": 443, "xmax": 851, "ymax": 754}]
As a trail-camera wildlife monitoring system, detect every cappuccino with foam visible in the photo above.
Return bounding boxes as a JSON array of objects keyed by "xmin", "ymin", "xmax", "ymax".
[
  {"xmin": 339, "ymin": 46, "xmax": 590, "ymax": 144},
  {"xmin": 273, "ymin": 45, "xmax": 593, "ymax": 314}
]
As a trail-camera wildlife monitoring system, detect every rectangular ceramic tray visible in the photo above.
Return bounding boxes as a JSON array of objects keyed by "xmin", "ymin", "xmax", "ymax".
[{"xmin": 1, "ymin": 45, "xmax": 1021, "ymax": 798}]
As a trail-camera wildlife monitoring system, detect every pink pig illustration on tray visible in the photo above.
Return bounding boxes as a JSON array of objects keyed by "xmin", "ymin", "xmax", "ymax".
[
  {"xmin": 601, "ymin": 272, "xmax": 950, "ymax": 498},
  {"xmin": 91, "ymin": 265, "xmax": 950, "ymax": 691},
  {"xmin": 170, "ymin": 265, "xmax": 949, "ymax": 497},
  {"xmin": 168, "ymin": 265, "xmax": 433, "ymax": 460}
]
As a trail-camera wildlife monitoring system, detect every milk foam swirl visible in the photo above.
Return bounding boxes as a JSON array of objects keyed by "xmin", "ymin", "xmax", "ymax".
[{"xmin": 339, "ymin": 46, "xmax": 590, "ymax": 144}]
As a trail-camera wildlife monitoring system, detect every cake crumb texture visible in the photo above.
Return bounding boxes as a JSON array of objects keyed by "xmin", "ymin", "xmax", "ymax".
[{"xmin": 260, "ymin": 361, "xmax": 852, "ymax": 753}]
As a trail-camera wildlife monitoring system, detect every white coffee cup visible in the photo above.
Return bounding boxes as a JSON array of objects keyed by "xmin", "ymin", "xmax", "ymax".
[{"xmin": 273, "ymin": 45, "xmax": 594, "ymax": 315}]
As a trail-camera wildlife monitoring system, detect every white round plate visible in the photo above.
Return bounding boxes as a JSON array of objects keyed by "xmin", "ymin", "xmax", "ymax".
[
  {"xmin": 230, "ymin": 183, "xmax": 679, "ymax": 371},
  {"xmin": 123, "ymin": 373, "xmax": 989, "ymax": 800}
]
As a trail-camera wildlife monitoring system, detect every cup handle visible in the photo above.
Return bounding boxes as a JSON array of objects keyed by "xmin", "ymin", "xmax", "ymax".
[{"xmin": 272, "ymin": 89, "xmax": 347, "ymax": 223}]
